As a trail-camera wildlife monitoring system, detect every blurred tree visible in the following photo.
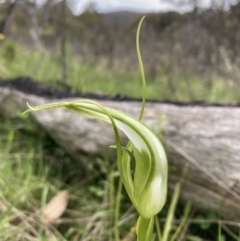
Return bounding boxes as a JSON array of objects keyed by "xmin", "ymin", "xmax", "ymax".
[
  {"xmin": 0, "ymin": 0, "xmax": 18, "ymax": 35},
  {"xmin": 58, "ymin": 0, "xmax": 82, "ymax": 84},
  {"xmin": 60, "ymin": 0, "xmax": 68, "ymax": 84},
  {"xmin": 160, "ymin": 0, "xmax": 239, "ymax": 11},
  {"xmin": 17, "ymin": 0, "xmax": 42, "ymax": 49},
  {"xmin": 41, "ymin": 0, "xmax": 54, "ymax": 28},
  {"xmin": 160, "ymin": 0, "xmax": 201, "ymax": 12}
]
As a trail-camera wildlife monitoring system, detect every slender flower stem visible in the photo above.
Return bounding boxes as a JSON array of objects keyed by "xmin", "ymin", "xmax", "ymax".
[
  {"xmin": 136, "ymin": 16, "xmax": 146, "ymax": 122},
  {"xmin": 23, "ymin": 17, "xmax": 168, "ymax": 241},
  {"xmin": 114, "ymin": 179, "xmax": 122, "ymax": 241}
]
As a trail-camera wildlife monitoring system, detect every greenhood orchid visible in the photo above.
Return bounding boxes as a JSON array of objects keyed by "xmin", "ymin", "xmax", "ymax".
[
  {"xmin": 24, "ymin": 100, "xmax": 168, "ymax": 219},
  {"xmin": 23, "ymin": 16, "xmax": 168, "ymax": 241}
]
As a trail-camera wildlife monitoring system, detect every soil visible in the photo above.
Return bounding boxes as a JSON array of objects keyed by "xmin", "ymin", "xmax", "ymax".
[{"xmin": 0, "ymin": 76, "xmax": 239, "ymax": 107}]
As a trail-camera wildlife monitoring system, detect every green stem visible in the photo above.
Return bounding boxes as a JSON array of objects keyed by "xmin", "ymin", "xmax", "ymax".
[
  {"xmin": 109, "ymin": 169, "xmax": 115, "ymax": 241},
  {"xmin": 114, "ymin": 179, "xmax": 123, "ymax": 241},
  {"xmin": 155, "ymin": 215, "xmax": 162, "ymax": 241},
  {"xmin": 136, "ymin": 16, "xmax": 146, "ymax": 122}
]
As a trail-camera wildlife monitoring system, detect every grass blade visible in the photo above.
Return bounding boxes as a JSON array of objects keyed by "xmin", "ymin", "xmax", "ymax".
[{"xmin": 161, "ymin": 182, "xmax": 181, "ymax": 241}]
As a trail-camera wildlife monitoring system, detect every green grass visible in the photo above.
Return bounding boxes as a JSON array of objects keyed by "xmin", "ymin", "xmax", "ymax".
[
  {"xmin": 0, "ymin": 115, "xmax": 125, "ymax": 240},
  {"xmin": 1, "ymin": 40, "xmax": 240, "ymax": 240},
  {"xmin": 1, "ymin": 115, "xmax": 239, "ymax": 240},
  {"xmin": 1, "ymin": 40, "xmax": 240, "ymax": 102}
]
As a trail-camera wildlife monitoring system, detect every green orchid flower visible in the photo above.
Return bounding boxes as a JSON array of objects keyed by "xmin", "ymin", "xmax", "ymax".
[
  {"xmin": 23, "ymin": 16, "xmax": 168, "ymax": 241},
  {"xmin": 24, "ymin": 99, "xmax": 168, "ymax": 219}
]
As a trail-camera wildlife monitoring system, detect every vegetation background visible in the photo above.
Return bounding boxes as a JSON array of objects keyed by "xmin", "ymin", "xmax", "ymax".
[{"xmin": 0, "ymin": 0, "xmax": 240, "ymax": 240}]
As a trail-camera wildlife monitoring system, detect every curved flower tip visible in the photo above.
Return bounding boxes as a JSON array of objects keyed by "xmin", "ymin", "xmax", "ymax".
[{"xmin": 24, "ymin": 100, "xmax": 168, "ymax": 218}]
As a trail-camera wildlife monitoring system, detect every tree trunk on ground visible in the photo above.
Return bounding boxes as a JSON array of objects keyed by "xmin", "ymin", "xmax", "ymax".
[{"xmin": 1, "ymin": 85, "xmax": 240, "ymax": 222}]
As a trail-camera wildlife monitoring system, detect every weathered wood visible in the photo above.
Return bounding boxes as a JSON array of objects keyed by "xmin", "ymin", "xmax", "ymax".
[{"xmin": 1, "ymin": 86, "xmax": 240, "ymax": 221}]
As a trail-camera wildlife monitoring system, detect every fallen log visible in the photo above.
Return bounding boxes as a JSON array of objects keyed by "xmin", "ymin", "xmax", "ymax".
[{"xmin": 1, "ymin": 78, "xmax": 240, "ymax": 221}]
